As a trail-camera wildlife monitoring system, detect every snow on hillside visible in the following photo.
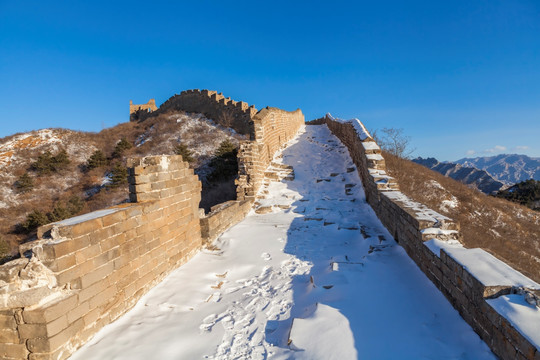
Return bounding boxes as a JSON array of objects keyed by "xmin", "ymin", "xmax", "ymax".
[
  {"xmin": 0, "ymin": 129, "xmax": 62, "ymax": 168},
  {"xmin": 71, "ymin": 126, "xmax": 494, "ymax": 360},
  {"xmin": 0, "ymin": 129, "xmax": 97, "ymax": 209}
]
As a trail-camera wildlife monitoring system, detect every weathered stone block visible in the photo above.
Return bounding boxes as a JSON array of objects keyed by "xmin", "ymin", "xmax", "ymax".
[
  {"xmin": 80, "ymin": 262, "xmax": 114, "ymax": 289},
  {"xmin": 0, "ymin": 343, "xmax": 28, "ymax": 358},
  {"xmin": 22, "ymin": 293, "xmax": 77, "ymax": 324},
  {"xmin": 27, "ymin": 318, "xmax": 84, "ymax": 353}
]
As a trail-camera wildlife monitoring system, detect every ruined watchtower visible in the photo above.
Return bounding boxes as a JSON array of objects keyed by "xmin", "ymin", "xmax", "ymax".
[{"xmin": 130, "ymin": 99, "xmax": 158, "ymax": 120}]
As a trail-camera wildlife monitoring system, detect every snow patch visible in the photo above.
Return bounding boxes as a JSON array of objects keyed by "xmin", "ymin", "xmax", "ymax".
[
  {"xmin": 487, "ymin": 294, "xmax": 540, "ymax": 348},
  {"xmin": 424, "ymin": 238, "xmax": 464, "ymax": 256},
  {"xmin": 289, "ymin": 303, "xmax": 357, "ymax": 359},
  {"xmin": 55, "ymin": 208, "xmax": 123, "ymax": 227},
  {"xmin": 443, "ymin": 247, "xmax": 540, "ymax": 289},
  {"xmin": 160, "ymin": 156, "xmax": 169, "ymax": 171}
]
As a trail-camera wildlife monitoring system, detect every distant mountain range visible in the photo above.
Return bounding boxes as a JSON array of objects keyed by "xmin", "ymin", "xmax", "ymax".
[
  {"xmin": 413, "ymin": 154, "xmax": 540, "ymax": 194},
  {"xmin": 455, "ymin": 154, "xmax": 540, "ymax": 185},
  {"xmin": 412, "ymin": 157, "xmax": 505, "ymax": 194}
]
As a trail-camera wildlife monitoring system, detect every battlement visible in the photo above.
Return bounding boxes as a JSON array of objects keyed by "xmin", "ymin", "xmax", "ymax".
[{"xmin": 133, "ymin": 90, "xmax": 259, "ymax": 136}]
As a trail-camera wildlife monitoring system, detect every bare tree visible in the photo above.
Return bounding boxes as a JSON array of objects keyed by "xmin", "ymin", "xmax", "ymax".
[
  {"xmin": 375, "ymin": 127, "xmax": 415, "ymax": 159},
  {"xmin": 371, "ymin": 127, "xmax": 416, "ymax": 177},
  {"xmin": 218, "ymin": 110, "xmax": 235, "ymax": 128}
]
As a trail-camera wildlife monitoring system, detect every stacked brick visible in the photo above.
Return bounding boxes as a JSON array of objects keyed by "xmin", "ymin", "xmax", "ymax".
[
  {"xmin": 200, "ymin": 200, "xmax": 252, "ymax": 244},
  {"xmin": 314, "ymin": 114, "xmax": 540, "ymax": 360},
  {"xmin": 236, "ymin": 107, "xmax": 304, "ymax": 201},
  {"xmin": 0, "ymin": 155, "xmax": 201, "ymax": 359}
]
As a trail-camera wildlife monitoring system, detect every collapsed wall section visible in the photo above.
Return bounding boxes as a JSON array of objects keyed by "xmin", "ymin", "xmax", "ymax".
[
  {"xmin": 312, "ymin": 114, "xmax": 540, "ymax": 360},
  {"xmin": 0, "ymin": 155, "xmax": 201, "ymax": 360}
]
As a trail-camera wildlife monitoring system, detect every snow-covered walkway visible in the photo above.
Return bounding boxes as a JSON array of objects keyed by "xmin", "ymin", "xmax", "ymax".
[{"xmin": 72, "ymin": 126, "xmax": 494, "ymax": 359}]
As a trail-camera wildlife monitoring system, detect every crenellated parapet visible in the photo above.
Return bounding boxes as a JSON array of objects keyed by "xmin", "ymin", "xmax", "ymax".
[{"xmin": 137, "ymin": 89, "xmax": 259, "ymax": 136}]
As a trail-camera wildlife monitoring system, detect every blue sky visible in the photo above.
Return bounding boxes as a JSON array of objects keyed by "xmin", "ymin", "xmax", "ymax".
[{"xmin": 1, "ymin": 0, "xmax": 539, "ymax": 161}]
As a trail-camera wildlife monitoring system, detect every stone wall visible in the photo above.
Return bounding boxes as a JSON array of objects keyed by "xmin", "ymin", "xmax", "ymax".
[
  {"xmin": 138, "ymin": 90, "xmax": 258, "ymax": 136},
  {"xmin": 312, "ymin": 115, "xmax": 540, "ymax": 360},
  {"xmin": 236, "ymin": 107, "xmax": 304, "ymax": 201},
  {"xmin": 200, "ymin": 200, "xmax": 253, "ymax": 245},
  {"xmin": 0, "ymin": 155, "xmax": 201, "ymax": 360},
  {"xmin": 200, "ymin": 105, "xmax": 304, "ymax": 241}
]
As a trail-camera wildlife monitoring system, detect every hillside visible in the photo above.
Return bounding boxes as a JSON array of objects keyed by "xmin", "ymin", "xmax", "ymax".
[
  {"xmin": 456, "ymin": 154, "xmax": 540, "ymax": 185},
  {"xmin": 384, "ymin": 154, "xmax": 540, "ymax": 283},
  {"xmin": 0, "ymin": 110, "xmax": 246, "ymax": 260},
  {"xmin": 413, "ymin": 157, "xmax": 505, "ymax": 194}
]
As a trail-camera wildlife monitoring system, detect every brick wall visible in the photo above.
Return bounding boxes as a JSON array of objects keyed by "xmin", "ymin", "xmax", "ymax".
[
  {"xmin": 200, "ymin": 200, "xmax": 252, "ymax": 245},
  {"xmin": 200, "ymin": 105, "xmax": 304, "ymax": 242},
  {"xmin": 138, "ymin": 89, "xmax": 258, "ymax": 135},
  {"xmin": 236, "ymin": 107, "xmax": 304, "ymax": 200},
  {"xmin": 0, "ymin": 155, "xmax": 201, "ymax": 360},
  {"xmin": 313, "ymin": 115, "xmax": 540, "ymax": 360}
]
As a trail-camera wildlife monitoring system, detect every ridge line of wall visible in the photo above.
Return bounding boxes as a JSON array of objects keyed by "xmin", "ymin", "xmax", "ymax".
[{"xmin": 131, "ymin": 89, "xmax": 258, "ymax": 136}]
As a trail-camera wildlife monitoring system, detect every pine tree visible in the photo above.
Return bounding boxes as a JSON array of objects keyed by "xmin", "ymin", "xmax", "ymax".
[
  {"xmin": 14, "ymin": 172, "xmax": 34, "ymax": 193},
  {"xmin": 20, "ymin": 210, "xmax": 49, "ymax": 233},
  {"xmin": 112, "ymin": 138, "xmax": 133, "ymax": 159},
  {"xmin": 86, "ymin": 150, "xmax": 108, "ymax": 170},
  {"xmin": 174, "ymin": 143, "xmax": 194, "ymax": 163},
  {"xmin": 110, "ymin": 163, "xmax": 128, "ymax": 187},
  {"xmin": 208, "ymin": 140, "xmax": 238, "ymax": 182},
  {"xmin": 31, "ymin": 149, "xmax": 70, "ymax": 174}
]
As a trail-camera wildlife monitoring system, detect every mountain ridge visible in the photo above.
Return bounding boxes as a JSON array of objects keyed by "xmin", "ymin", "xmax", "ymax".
[
  {"xmin": 455, "ymin": 154, "xmax": 540, "ymax": 185},
  {"xmin": 412, "ymin": 157, "xmax": 505, "ymax": 194}
]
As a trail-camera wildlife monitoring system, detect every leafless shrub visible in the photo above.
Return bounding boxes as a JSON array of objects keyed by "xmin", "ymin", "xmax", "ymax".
[{"xmin": 217, "ymin": 110, "xmax": 236, "ymax": 128}]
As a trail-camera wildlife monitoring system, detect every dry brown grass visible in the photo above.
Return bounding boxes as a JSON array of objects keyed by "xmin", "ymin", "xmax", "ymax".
[
  {"xmin": 384, "ymin": 152, "xmax": 540, "ymax": 283},
  {"xmin": 0, "ymin": 110, "xmax": 244, "ymax": 257}
]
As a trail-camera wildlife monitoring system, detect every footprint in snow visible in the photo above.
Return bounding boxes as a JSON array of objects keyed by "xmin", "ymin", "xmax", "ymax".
[{"xmin": 200, "ymin": 313, "xmax": 218, "ymax": 332}]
